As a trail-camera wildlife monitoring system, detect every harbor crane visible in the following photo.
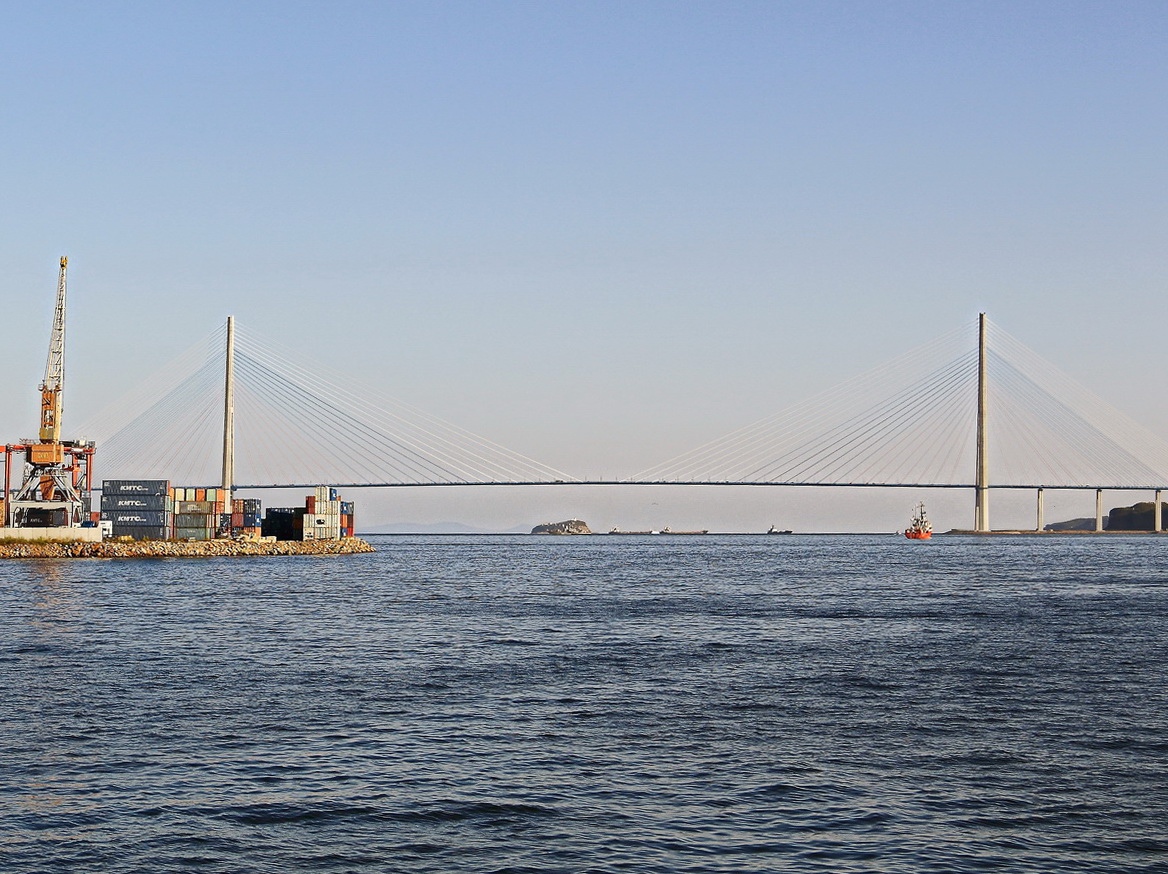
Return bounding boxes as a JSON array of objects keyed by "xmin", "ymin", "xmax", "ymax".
[{"xmin": 2, "ymin": 257, "xmax": 95, "ymax": 529}]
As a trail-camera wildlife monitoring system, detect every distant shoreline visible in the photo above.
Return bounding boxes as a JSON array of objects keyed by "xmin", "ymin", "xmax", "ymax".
[
  {"xmin": 365, "ymin": 531, "xmax": 895, "ymax": 537},
  {"xmin": 363, "ymin": 530, "xmax": 1168, "ymax": 537}
]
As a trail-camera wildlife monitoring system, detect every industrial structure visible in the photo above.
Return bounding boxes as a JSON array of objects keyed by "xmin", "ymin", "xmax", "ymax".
[
  {"xmin": 1, "ymin": 265, "xmax": 357, "ymax": 544},
  {"xmin": 1, "ymin": 257, "xmax": 98, "ymax": 541}
]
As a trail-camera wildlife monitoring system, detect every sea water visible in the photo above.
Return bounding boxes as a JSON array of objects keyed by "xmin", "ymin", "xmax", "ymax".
[{"xmin": 2, "ymin": 534, "xmax": 1166, "ymax": 873}]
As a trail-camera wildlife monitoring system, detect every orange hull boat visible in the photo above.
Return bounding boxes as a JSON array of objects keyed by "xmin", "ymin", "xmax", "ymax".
[{"xmin": 904, "ymin": 502, "xmax": 933, "ymax": 540}]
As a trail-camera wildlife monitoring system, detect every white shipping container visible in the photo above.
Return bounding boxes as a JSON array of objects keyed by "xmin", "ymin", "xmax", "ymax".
[{"xmin": 303, "ymin": 521, "xmax": 342, "ymax": 540}]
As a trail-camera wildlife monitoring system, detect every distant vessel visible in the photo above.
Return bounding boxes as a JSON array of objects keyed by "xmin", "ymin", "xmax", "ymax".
[
  {"xmin": 767, "ymin": 525, "xmax": 792, "ymax": 535},
  {"xmin": 904, "ymin": 503, "xmax": 933, "ymax": 540},
  {"xmin": 607, "ymin": 528, "xmax": 707, "ymax": 535}
]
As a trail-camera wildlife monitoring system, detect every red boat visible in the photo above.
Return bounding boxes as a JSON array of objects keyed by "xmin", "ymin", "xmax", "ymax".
[{"xmin": 904, "ymin": 502, "xmax": 933, "ymax": 540}]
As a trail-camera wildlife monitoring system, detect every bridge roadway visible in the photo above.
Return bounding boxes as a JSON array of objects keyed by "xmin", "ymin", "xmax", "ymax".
[
  {"xmin": 234, "ymin": 480, "xmax": 1168, "ymax": 491},
  {"xmin": 232, "ymin": 479, "xmax": 1165, "ymax": 532}
]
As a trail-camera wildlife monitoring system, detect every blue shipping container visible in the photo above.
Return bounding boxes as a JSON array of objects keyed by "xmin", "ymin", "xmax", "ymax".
[
  {"xmin": 110, "ymin": 525, "xmax": 170, "ymax": 540},
  {"xmin": 102, "ymin": 479, "xmax": 170, "ymax": 496},
  {"xmin": 101, "ymin": 494, "xmax": 171, "ymax": 512},
  {"xmin": 102, "ymin": 511, "xmax": 169, "ymax": 527}
]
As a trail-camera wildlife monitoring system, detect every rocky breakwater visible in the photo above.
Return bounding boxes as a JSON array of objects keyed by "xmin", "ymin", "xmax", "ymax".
[
  {"xmin": 0, "ymin": 537, "xmax": 376, "ymax": 559},
  {"xmin": 531, "ymin": 520, "xmax": 592, "ymax": 535}
]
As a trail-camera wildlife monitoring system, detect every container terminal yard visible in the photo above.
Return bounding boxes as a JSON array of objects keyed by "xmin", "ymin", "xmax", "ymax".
[{"xmin": 0, "ymin": 258, "xmax": 368, "ymax": 557}]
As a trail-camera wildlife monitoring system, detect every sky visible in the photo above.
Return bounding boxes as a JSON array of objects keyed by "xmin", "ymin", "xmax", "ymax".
[{"xmin": 2, "ymin": 0, "xmax": 1167, "ymax": 532}]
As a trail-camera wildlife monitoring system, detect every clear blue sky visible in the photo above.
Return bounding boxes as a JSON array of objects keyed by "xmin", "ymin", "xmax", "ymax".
[{"xmin": 3, "ymin": 1, "xmax": 1166, "ymax": 530}]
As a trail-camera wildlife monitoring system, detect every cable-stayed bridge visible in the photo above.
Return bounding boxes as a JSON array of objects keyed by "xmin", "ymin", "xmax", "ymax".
[{"xmin": 75, "ymin": 316, "xmax": 1168, "ymax": 532}]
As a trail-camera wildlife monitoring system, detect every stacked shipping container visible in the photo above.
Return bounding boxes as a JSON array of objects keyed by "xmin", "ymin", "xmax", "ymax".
[
  {"xmin": 261, "ymin": 487, "xmax": 355, "ymax": 541},
  {"xmin": 171, "ymin": 488, "xmax": 264, "ymax": 540},
  {"xmin": 221, "ymin": 497, "xmax": 262, "ymax": 539},
  {"xmin": 101, "ymin": 483, "xmax": 266, "ymax": 540},
  {"xmin": 101, "ymin": 480, "xmax": 172, "ymax": 539},
  {"xmin": 261, "ymin": 507, "xmax": 302, "ymax": 541}
]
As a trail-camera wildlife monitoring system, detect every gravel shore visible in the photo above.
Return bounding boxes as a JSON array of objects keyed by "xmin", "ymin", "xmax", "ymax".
[{"xmin": 0, "ymin": 537, "xmax": 376, "ymax": 559}]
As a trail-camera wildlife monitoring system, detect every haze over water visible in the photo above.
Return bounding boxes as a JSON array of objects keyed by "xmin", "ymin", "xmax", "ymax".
[{"xmin": 3, "ymin": 534, "xmax": 1166, "ymax": 872}]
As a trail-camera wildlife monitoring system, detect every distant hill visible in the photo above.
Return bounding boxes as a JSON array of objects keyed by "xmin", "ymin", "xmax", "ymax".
[
  {"xmin": 1045, "ymin": 501, "xmax": 1168, "ymax": 532},
  {"xmin": 1044, "ymin": 517, "xmax": 1101, "ymax": 532},
  {"xmin": 1105, "ymin": 502, "xmax": 1167, "ymax": 531}
]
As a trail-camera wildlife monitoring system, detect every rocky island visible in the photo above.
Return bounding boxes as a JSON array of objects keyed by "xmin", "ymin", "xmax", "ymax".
[{"xmin": 531, "ymin": 520, "xmax": 592, "ymax": 535}]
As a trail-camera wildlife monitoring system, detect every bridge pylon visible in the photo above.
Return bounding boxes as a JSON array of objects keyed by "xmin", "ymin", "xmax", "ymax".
[{"xmin": 974, "ymin": 313, "xmax": 989, "ymax": 532}]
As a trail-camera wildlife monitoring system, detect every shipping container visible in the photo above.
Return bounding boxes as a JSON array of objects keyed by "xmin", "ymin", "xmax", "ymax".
[
  {"xmin": 102, "ymin": 510, "xmax": 169, "ymax": 527},
  {"xmin": 261, "ymin": 507, "xmax": 303, "ymax": 541},
  {"xmin": 111, "ymin": 525, "xmax": 170, "ymax": 540},
  {"xmin": 243, "ymin": 513, "xmax": 260, "ymax": 527},
  {"xmin": 102, "ymin": 479, "xmax": 170, "ymax": 496},
  {"xmin": 243, "ymin": 499, "xmax": 262, "ymax": 514},
  {"xmin": 175, "ymin": 513, "xmax": 215, "ymax": 529},
  {"xmin": 100, "ymin": 494, "xmax": 172, "ymax": 512},
  {"xmin": 174, "ymin": 527, "xmax": 212, "ymax": 540},
  {"xmin": 176, "ymin": 501, "xmax": 215, "ymax": 514},
  {"xmin": 315, "ymin": 485, "xmax": 330, "ymax": 503},
  {"xmin": 308, "ymin": 526, "xmax": 342, "ymax": 540}
]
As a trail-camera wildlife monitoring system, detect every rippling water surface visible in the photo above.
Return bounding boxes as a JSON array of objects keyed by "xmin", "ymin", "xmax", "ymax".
[{"xmin": 3, "ymin": 534, "xmax": 1167, "ymax": 872}]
